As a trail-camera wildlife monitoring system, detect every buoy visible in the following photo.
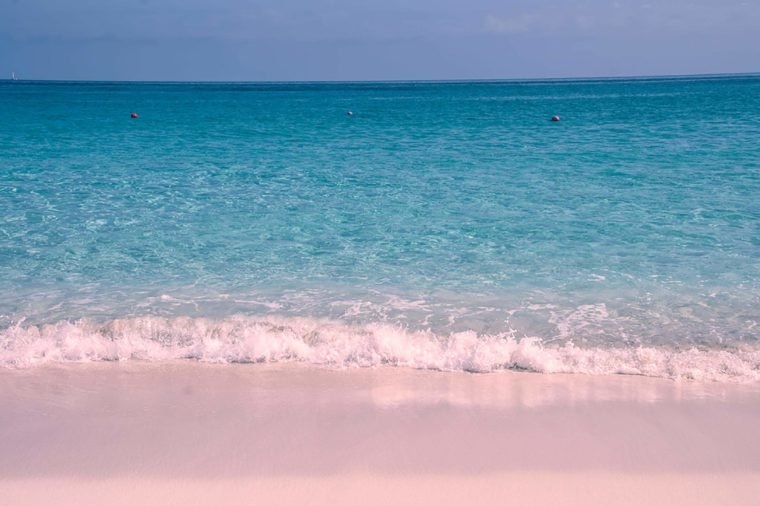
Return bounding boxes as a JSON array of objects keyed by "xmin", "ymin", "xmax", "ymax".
[
  {"xmin": 130, "ymin": 112, "xmax": 138, "ymax": 119},
  {"xmin": 551, "ymin": 115, "xmax": 560, "ymax": 122},
  {"xmin": 346, "ymin": 111, "xmax": 353, "ymax": 116}
]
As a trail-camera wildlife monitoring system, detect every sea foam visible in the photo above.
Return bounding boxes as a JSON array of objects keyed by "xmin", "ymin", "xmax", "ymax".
[{"xmin": 2, "ymin": 315, "xmax": 759, "ymax": 382}]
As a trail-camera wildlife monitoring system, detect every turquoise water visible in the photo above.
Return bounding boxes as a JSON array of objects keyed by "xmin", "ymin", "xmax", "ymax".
[{"xmin": 2, "ymin": 76, "xmax": 760, "ymax": 379}]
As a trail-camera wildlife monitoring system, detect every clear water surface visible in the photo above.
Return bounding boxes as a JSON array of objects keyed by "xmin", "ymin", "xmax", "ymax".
[{"xmin": 1, "ymin": 76, "xmax": 759, "ymax": 379}]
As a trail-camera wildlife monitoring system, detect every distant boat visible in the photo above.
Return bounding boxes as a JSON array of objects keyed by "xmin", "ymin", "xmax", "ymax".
[{"xmin": 11, "ymin": 72, "xmax": 17, "ymax": 81}]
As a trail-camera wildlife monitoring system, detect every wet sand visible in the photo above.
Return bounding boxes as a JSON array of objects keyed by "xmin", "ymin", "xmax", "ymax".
[{"xmin": 2, "ymin": 363, "xmax": 759, "ymax": 505}]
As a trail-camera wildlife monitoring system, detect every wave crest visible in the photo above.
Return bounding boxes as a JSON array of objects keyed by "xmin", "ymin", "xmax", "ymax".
[{"xmin": 3, "ymin": 315, "xmax": 759, "ymax": 382}]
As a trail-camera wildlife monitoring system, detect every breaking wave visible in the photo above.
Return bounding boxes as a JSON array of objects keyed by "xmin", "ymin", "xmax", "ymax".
[{"xmin": 2, "ymin": 315, "xmax": 760, "ymax": 382}]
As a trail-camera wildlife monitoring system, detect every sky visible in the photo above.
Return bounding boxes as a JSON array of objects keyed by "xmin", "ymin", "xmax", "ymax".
[{"xmin": 1, "ymin": 0, "xmax": 759, "ymax": 81}]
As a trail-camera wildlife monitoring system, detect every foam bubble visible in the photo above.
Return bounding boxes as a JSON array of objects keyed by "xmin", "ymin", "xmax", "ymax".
[{"xmin": 2, "ymin": 315, "xmax": 759, "ymax": 382}]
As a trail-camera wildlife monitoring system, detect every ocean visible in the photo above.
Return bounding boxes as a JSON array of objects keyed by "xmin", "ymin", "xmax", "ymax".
[{"xmin": 2, "ymin": 75, "xmax": 759, "ymax": 381}]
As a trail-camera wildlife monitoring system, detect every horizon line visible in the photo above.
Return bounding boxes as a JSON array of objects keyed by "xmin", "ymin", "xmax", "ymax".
[{"xmin": 2, "ymin": 71, "xmax": 760, "ymax": 85}]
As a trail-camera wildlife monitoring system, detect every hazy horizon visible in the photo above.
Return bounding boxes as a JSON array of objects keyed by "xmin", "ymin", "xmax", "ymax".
[{"xmin": 4, "ymin": 71, "xmax": 760, "ymax": 84}]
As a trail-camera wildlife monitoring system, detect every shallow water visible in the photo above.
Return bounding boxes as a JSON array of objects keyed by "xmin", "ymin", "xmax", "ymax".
[{"xmin": 2, "ymin": 76, "xmax": 759, "ymax": 379}]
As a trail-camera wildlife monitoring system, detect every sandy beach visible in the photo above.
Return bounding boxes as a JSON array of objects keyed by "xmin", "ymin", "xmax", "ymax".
[{"xmin": 2, "ymin": 363, "xmax": 760, "ymax": 505}]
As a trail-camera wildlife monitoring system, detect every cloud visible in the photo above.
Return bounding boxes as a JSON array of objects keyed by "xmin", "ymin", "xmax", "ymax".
[
  {"xmin": 483, "ymin": 14, "xmax": 537, "ymax": 34},
  {"xmin": 483, "ymin": 1, "xmax": 755, "ymax": 38},
  {"xmin": 483, "ymin": 11, "xmax": 574, "ymax": 36}
]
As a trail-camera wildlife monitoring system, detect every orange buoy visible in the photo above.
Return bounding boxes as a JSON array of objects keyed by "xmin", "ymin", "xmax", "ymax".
[
  {"xmin": 551, "ymin": 115, "xmax": 560, "ymax": 122},
  {"xmin": 130, "ymin": 112, "xmax": 138, "ymax": 119}
]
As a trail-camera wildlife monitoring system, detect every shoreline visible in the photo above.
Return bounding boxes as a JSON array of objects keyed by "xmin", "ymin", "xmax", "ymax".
[
  {"xmin": 5, "ymin": 315, "xmax": 760, "ymax": 381},
  {"xmin": 2, "ymin": 363, "xmax": 760, "ymax": 504}
]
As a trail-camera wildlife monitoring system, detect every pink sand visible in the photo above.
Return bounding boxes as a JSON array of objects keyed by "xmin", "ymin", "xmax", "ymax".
[{"xmin": 2, "ymin": 363, "xmax": 760, "ymax": 505}]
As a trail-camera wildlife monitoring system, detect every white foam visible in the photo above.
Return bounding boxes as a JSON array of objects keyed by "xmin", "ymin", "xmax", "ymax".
[
  {"xmin": 550, "ymin": 303, "xmax": 612, "ymax": 339},
  {"xmin": 2, "ymin": 315, "xmax": 760, "ymax": 382}
]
